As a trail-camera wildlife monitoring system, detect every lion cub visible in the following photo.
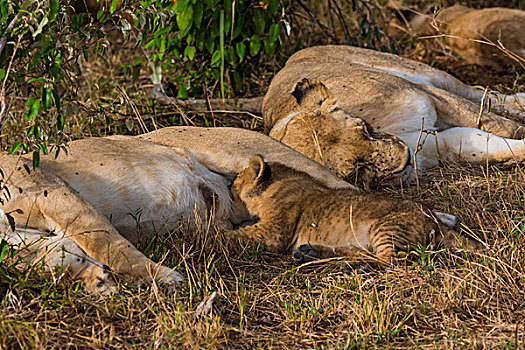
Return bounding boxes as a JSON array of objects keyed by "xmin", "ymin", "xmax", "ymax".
[{"xmin": 229, "ymin": 155, "xmax": 474, "ymax": 262}]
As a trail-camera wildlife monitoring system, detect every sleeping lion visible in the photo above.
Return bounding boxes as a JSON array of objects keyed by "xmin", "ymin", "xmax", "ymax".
[
  {"xmin": 264, "ymin": 45, "xmax": 525, "ymax": 179},
  {"xmin": 228, "ymin": 155, "xmax": 476, "ymax": 263},
  {"xmin": 394, "ymin": 4, "xmax": 525, "ymax": 71}
]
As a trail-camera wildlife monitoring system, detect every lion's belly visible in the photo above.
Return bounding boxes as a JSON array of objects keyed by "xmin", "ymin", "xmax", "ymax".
[
  {"xmin": 44, "ymin": 144, "xmax": 231, "ymax": 243},
  {"xmin": 321, "ymin": 74, "xmax": 439, "ymax": 135}
]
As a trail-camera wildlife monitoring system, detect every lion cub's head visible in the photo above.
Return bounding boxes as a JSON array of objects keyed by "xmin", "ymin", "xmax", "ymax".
[
  {"xmin": 230, "ymin": 154, "xmax": 308, "ymax": 218},
  {"xmin": 269, "ymin": 79, "xmax": 412, "ymax": 188},
  {"xmin": 230, "ymin": 155, "xmax": 270, "ymax": 216}
]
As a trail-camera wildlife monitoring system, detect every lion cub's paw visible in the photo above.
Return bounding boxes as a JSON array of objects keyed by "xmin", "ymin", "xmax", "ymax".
[{"xmin": 293, "ymin": 244, "xmax": 320, "ymax": 264}]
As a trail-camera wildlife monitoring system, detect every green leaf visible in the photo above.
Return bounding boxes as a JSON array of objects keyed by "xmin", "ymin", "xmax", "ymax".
[
  {"xmin": 269, "ymin": 0, "xmax": 279, "ymax": 14},
  {"xmin": 269, "ymin": 23, "xmax": 280, "ymax": 44},
  {"xmin": 50, "ymin": 53, "xmax": 61, "ymax": 78},
  {"xmin": 236, "ymin": 42, "xmax": 245, "ymax": 61},
  {"xmin": 52, "ymin": 84, "xmax": 60, "ymax": 112},
  {"xmin": 176, "ymin": 4, "xmax": 193, "ymax": 38},
  {"xmin": 233, "ymin": 70, "xmax": 242, "ymax": 91},
  {"xmin": 252, "ymin": 9, "xmax": 265, "ymax": 35},
  {"xmin": 0, "ymin": 239, "xmax": 9, "ymax": 263},
  {"xmin": 265, "ymin": 36, "xmax": 275, "ymax": 56},
  {"xmin": 39, "ymin": 143, "xmax": 48, "ymax": 155},
  {"xmin": 227, "ymin": 46, "xmax": 235, "ymax": 63},
  {"xmin": 249, "ymin": 35, "xmax": 261, "ymax": 56},
  {"xmin": 193, "ymin": 1, "xmax": 203, "ymax": 28},
  {"xmin": 27, "ymin": 126, "xmax": 39, "ymax": 139},
  {"xmin": 232, "ymin": 20, "xmax": 242, "ymax": 39},
  {"xmin": 96, "ymin": 10, "xmax": 105, "ymax": 22},
  {"xmin": 175, "ymin": 0, "xmax": 190, "ymax": 14},
  {"xmin": 184, "ymin": 46, "xmax": 195, "ymax": 60},
  {"xmin": 211, "ymin": 50, "xmax": 221, "ymax": 67},
  {"xmin": 158, "ymin": 36, "xmax": 166, "ymax": 59},
  {"xmin": 27, "ymin": 77, "xmax": 45, "ymax": 84},
  {"xmin": 206, "ymin": 0, "xmax": 221, "ymax": 7},
  {"xmin": 32, "ymin": 150, "xmax": 40, "ymax": 169},
  {"xmin": 110, "ymin": 0, "xmax": 118, "ymax": 13},
  {"xmin": 204, "ymin": 36, "xmax": 215, "ymax": 54},
  {"xmin": 48, "ymin": 0, "xmax": 59, "ymax": 21},
  {"xmin": 223, "ymin": 0, "xmax": 232, "ymax": 34},
  {"xmin": 57, "ymin": 114, "xmax": 64, "ymax": 130},
  {"xmin": 177, "ymin": 86, "xmax": 189, "ymax": 99},
  {"xmin": 25, "ymin": 98, "xmax": 40, "ymax": 121},
  {"xmin": 8, "ymin": 142, "xmax": 21, "ymax": 154},
  {"xmin": 42, "ymin": 87, "xmax": 52, "ymax": 110}
]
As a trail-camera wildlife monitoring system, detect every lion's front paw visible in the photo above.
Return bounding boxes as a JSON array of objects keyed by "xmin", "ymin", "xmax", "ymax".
[
  {"xmin": 78, "ymin": 264, "xmax": 119, "ymax": 294},
  {"xmin": 142, "ymin": 264, "xmax": 185, "ymax": 287}
]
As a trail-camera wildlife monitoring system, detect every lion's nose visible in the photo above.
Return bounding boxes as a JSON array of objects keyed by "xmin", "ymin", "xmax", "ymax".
[{"xmin": 392, "ymin": 146, "xmax": 412, "ymax": 176}]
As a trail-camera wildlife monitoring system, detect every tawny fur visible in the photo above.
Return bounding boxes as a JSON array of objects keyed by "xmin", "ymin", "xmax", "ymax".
[
  {"xmin": 406, "ymin": 5, "xmax": 525, "ymax": 71},
  {"xmin": 1, "ymin": 127, "xmax": 351, "ymax": 293},
  {"xmin": 267, "ymin": 79, "xmax": 411, "ymax": 188},
  {"xmin": 228, "ymin": 155, "xmax": 473, "ymax": 262},
  {"xmin": 264, "ymin": 46, "xmax": 525, "ymax": 177}
]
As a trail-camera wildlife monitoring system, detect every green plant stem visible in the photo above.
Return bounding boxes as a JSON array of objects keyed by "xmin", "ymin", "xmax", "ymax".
[{"xmin": 220, "ymin": 9, "xmax": 224, "ymax": 100}]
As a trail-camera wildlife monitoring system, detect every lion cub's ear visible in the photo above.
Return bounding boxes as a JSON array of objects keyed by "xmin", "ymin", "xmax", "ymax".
[
  {"xmin": 248, "ymin": 155, "xmax": 271, "ymax": 185},
  {"xmin": 291, "ymin": 78, "xmax": 336, "ymax": 113}
]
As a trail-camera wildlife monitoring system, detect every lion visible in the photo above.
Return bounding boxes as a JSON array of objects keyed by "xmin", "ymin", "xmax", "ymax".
[
  {"xmin": 391, "ymin": 4, "xmax": 525, "ymax": 71},
  {"xmin": 1, "ymin": 126, "xmax": 354, "ymax": 293},
  {"xmin": 228, "ymin": 155, "xmax": 474, "ymax": 264},
  {"xmin": 263, "ymin": 45, "xmax": 525, "ymax": 176},
  {"xmin": 264, "ymin": 78, "xmax": 411, "ymax": 188}
]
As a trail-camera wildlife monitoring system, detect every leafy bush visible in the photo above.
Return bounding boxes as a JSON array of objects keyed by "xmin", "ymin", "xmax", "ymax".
[
  {"xmin": 0, "ymin": 0, "xmax": 116, "ymax": 160},
  {"xmin": 138, "ymin": 0, "xmax": 283, "ymax": 98}
]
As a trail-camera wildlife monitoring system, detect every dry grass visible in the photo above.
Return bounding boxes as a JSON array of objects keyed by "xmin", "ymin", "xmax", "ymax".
[
  {"xmin": 1, "ymin": 162, "xmax": 524, "ymax": 348},
  {"xmin": 1, "ymin": 18, "xmax": 525, "ymax": 350}
]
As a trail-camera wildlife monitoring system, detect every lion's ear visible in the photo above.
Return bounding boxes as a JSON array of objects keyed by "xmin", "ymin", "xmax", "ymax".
[
  {"xmin": 248, "ymin": 155, "xmax": 270, "ymax": 184},
  {"xmin": 291, "ymin": 78, "xmax": 334, "ymax": 108},
  {"xmin": 291, "ymin": 78, "xmax": 316, "ymax": 104}
]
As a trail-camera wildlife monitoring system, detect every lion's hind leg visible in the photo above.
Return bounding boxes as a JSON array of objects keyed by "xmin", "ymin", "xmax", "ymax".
[
  {"xmin": 2, "ymin": 178, "xmax": 183, "ymax": 290},
  {"xmin": 437, "ymin": 127, "xmax": 525, "ymax": 163},
  {"xmin": 32, "ymin": 185, "xmax": 184, "ymax": 287},
  {"xmin": 4, "ymin": 228, "xmax": 118, "ymax": 294}
]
